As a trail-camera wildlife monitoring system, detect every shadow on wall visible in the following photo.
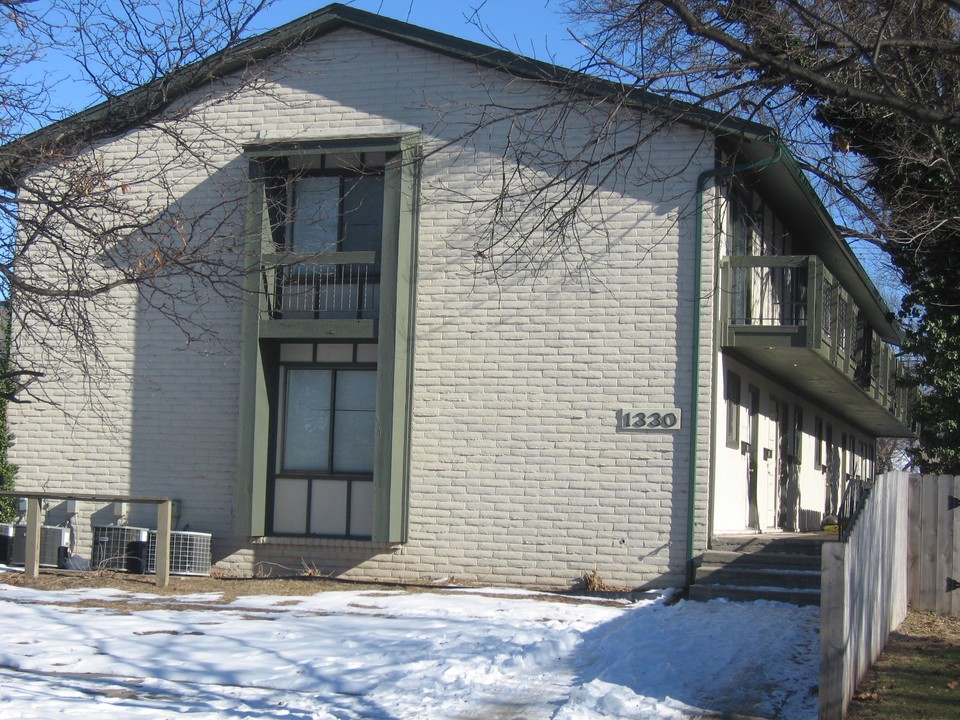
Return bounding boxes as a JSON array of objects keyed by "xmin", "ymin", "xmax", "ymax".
[{"xmin": 125, "ymin": 35, "xmax": 709, "ymax": 584}]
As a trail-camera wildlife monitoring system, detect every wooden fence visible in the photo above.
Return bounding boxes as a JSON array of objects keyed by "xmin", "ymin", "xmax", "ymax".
[
  {"xmin": 819, "ymin": 471, "xmax": 909, "ymax": 720},
  {"xmin": 908, "ymin": 474, "xmax": 960, "ymax": 617}
]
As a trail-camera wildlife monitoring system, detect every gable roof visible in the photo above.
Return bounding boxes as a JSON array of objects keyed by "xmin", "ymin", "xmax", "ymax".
[
  {"xmin": 0, "ymin": 2, "xmax": 769, "ymax": 188},
  {"xmin": 0, "ymin": 3, "xmax": 901, "ymax": 341}
]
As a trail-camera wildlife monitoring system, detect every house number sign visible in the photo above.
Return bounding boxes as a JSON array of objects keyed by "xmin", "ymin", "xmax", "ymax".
[{"xmin": 620, "ymin": 408, "xmax": 682, "ymax": 431}]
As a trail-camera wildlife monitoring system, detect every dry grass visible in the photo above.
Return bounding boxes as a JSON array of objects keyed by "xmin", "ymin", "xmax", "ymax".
[
  {"xmin": 0, "ymin": 568, "xmax": 625, "ymax": 607},
  {"xmin": 846, "ymin": 610, "xmax": 960, "ymax": 719},
  {"xmin": 581, "ymin": 570, "xmax": 608, "ymax": 592}
]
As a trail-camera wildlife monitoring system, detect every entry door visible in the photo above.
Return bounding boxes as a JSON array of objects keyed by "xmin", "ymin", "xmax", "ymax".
[
  {"xmin": 747, "ymin": 385, "xmax": 760, "ymax": 531},
  {"xmin": 774, "ymin": 398, "xmax": 790, "ymax": 529},
  {"xmin": 764, "ymin": 397, "xmax": 788, "ymax": 530}
]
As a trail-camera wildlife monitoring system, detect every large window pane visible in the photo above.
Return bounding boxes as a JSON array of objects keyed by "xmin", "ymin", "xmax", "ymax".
[
  {"xmin": 333, "ymin": 370, "xmax": 377, "ymax": 473},
  {"xmin": 342, "ymin": 175, "xmax": 384, "ymax": 253},
  {"xmin": 282, "ymin": 368, "xmax": 332, "ymax": 471},
  {"xmin": 290, "ymin": 176, "xmax": 339, "ymax": 253}
]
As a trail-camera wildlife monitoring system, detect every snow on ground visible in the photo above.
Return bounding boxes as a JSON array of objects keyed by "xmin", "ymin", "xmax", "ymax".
[{"xmin": 0, "ymin": 573, "xmax": 819, "ymax": 719}]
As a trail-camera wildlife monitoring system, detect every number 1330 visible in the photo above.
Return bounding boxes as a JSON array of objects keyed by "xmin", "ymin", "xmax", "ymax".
[{"xmin": 620, "ymin": 409, "xmax": 682, "ymax": 431}]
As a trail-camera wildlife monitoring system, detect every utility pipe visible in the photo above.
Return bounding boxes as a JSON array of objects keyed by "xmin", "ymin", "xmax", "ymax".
[{"xmin": 685, "ymin": 140, "xmax": 783, "ymax": 587}]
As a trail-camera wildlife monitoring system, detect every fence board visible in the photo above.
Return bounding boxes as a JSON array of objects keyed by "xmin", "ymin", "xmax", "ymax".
[
  {"xmin": 947, "ymin": 477, "xmax": 960, "ymax": 617},
  {"xmin": 908, "ymin": 475, "xmax": 921, "ymax": 608},
  {"xmin": 920, "ymin": 474, "xmax": 940, "ymax": 611},
  {"xmin": 936, "ymin": 476, "xmax": 952, "ymax": 615}
]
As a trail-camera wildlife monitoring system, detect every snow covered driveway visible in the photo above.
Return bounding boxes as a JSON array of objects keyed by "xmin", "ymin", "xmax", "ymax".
[{"xmin": 0, "ymin": 580, "xmax": 819, "ymax": 719}]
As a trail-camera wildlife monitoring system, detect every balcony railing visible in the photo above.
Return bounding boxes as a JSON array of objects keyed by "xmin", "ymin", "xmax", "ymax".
[
  {"xmin": 260, "ymin": 251, "xmax": 380, "ymax": 320},
  {"xmin": 720, "ymin": 255, "xmax": 911, "ymax": 428}
]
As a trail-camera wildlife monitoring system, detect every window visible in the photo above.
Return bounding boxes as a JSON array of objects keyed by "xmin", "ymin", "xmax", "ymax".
[
  {"xmin": 793, "ymin": 405, "xmax": 803, "ymax": 464},
  {"xmin": 826, "ymin": 424, "xmax": 834, "ymax": 470},
  {"xmin": 814, "ymin": 416, "xmax": 824, "ymax": 470},
  {"xmin": 841, "ymin": 431, "xmax": 849, "ymax": 481},
  {"xmin": 849, "ymin": 434, "xmax": 858, "ymax": 479},
  {"xmin": 837, "ymin": 297, "xmax": 848, "ymax": 352},
  {"xmin": 729, "ymin": 195, "xmax": 752, "ymax": 325},
  {"xmin": 237, "ymin": 136, "xmax": 420, "ymax": 542},
  {"xmin": 271, "ymin": 344, "xmax": 378, "ymax": 537},
  {"xmin": 726, "ymin": 371, "xmax": 741, "ymax": 449},
  {"xmin": 822, "ymin": 282, "xmax": 835, "ymax": 338},
  {"xmin": 277, "ymin": 166, "xmax": 384, "ymax": 320}
]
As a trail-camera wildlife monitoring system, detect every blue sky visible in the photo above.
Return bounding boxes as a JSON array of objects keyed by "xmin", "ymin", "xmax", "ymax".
[
  {"xmin": 252, "ymin": 1, "xmax": 585, "ymax": 67},
  {"xmin": 26, "ymin": 1, "xmax": 589, "ymax": 124}
]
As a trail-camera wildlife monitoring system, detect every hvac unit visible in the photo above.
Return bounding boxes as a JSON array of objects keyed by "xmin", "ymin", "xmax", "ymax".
[
  {"xmin": 0, "ymin": 523, "xmax": 14, "ymax": 565},
  {"xmin": 92, "ymin": 525, "xmax": 150, "ymax": 572},
  {"xmin": 147, "ymin": 530, "xmax": 212, "ymax": 576},
  {"xmin": 11, "ymin": 525, "xmax": 70, "ymax": 567}
]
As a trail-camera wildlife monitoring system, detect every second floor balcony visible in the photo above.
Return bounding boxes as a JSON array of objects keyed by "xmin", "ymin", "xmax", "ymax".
[
  {"xmin": 254, "ymin": 250, "xmax": 381, "ymax": 341},
  {"xmin": 719, "ymin": 255, "xmax": 912, "ymax": 436}
]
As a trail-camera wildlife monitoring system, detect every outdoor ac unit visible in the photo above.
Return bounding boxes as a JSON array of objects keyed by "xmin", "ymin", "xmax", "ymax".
[
  {"xmin": 0, "ymin": 523, "xmax": 14, "ymax": 565},
  {"xmin": 147, "ymin": 530, "xmax": 212, "ymax": 576},
  {"xmin": 11, "ymin": 525, "xmax": 70, "ymax": 567},
  {"xmin": 92, "ymin": 525, "xmax": 150, "ymax": 572}
]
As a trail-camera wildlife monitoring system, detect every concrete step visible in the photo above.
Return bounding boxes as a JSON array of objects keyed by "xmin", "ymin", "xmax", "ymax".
[
  {"xmin": 700, "ymin": 549, "xmax": 821, "ymax": 570},
  {"xmin": 688, "ymin": 582, "xmax": 821, "ymax": 606},
  {"xmin": 689, "ymin": 534, "xmax": 830, "ymax": 606},
  {"xmin": 710, "ymin": 533, "xmax": 834, "ymax": 556},
  {"xmin": 695, "ymin": 564, "xmax": 822, "ymax": 590}
]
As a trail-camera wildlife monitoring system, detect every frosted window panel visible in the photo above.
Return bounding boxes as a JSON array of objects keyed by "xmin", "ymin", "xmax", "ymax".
[
  {"xmin": 279, "ymin": 344, "xmax": 313, "ymax": 362},
  {"xmin": 310, "ymin": 480, "xmax": 348, "ymax": 535},
  {"xmin": 315, "ymin": 344, "xmax": 353, "ymax": 362},
  {"xmin": 273, "ymin": 479, "xmax": 308, "ymax": 534},
  {"xmin": 355, "ymin": 344, "xmax": 378, "ymax": 363},
  {"xmin": 290, "ymin": 176, "xmax": 339, "ymax": 254},
  {"xmin": 350, "ymin": 481, "xmax": 374, "ymax": 537},
  {"xmin": 324, "ymin": 153, "xmax": 362, "ymax": 170},
  {"xmin": 282, "ymin": 369, "xmax": 332, "ymax": 471}
]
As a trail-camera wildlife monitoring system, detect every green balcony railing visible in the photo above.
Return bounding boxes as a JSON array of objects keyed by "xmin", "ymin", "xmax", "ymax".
[
  {"xmin": 259, "ymin": 251, "xmax": 380, "ymax": 321},
  {"xmin": 720, "ymin": 255, "xmax": 911, "ymax": 426}
]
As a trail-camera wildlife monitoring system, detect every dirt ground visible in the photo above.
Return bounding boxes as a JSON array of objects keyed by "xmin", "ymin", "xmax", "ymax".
[
  {"xmin": 846, "ymin": 610, "xmax": 960, "ymax": 719},
  {"xmin": 0, "ymin": 567, "xmax": 635, "ymax": 606}
]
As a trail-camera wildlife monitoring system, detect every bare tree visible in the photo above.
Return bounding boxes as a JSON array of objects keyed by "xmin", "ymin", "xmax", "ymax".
[
  {"xmin": 0, "ymin": 0, "xmax": 273, "ymax": 401},
  {"xmin": 468, "ymin": 0, "xmax": 952, "ymax": 466}
]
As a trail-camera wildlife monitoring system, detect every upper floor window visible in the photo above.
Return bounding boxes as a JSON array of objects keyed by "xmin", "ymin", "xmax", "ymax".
[{"xmin": 269, "ymin": 155, "xmax": 385, "ymax": 320}]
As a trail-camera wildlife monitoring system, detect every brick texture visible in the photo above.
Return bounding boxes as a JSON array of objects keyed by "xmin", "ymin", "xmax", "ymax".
[{"xmin": 9, "ymin": 27, "xmax": 717, "ymax": 589}]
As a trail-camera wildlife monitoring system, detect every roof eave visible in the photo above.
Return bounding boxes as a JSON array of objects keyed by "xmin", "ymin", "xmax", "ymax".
[{"xmin": 0, "ymin": 2, "xmax": 773, "ymax": 190}]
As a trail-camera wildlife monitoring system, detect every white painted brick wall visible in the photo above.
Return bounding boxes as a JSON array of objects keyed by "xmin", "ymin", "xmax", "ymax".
[{"xmin": 9, "ymin": 27, "xmax": 717, "ymax": 589}]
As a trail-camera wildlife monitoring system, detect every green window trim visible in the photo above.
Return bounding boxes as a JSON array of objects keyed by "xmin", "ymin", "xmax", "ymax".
[{"xmin": 236, "ymin": 135, "xmax": 420, "ymax": 543}]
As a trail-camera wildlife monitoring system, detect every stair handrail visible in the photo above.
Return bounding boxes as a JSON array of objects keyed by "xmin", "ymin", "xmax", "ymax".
[{"xmin": 837, "ymin": 473, "xmax": 873, "ymax": 542}]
